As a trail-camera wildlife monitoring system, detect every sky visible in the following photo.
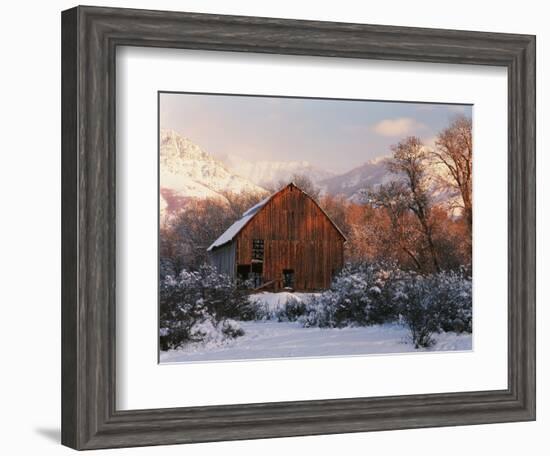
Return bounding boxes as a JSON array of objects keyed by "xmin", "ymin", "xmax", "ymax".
[{"xmin": 160, "ymin": 92, "xmax": 472, "ymax": 174}]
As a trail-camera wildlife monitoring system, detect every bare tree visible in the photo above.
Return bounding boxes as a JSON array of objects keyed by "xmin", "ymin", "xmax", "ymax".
[
  {"xmin": 433, "ymin": 115, "xmax": 473, "ymax": 233},
  {"xmin": 319, "ymin": 193, "xmax": 350, "ymax": 238},
  {"xmin": 388, "ymin": 136, "xmax": 441, "ymax": 272},
  {"xmin": 161, "ymin": 191, "xmax": 267, "ymax": 274},
  {"xmin": 164, "ymin": 198, "xmax": 229, "ymax": 271},
  {"xmin": 220, "ymin": 190, "xmax": 268, "ymax": 217},
  {"xmin": 363, "ymin": 181, "xmax": 424, "ymax": 271}
]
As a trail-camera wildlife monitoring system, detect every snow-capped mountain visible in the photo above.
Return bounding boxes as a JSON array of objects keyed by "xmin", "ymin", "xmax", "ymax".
[
  {"xmin": 159, "ymin": 129, "xmax": 460, "ymax": 220},
  {"xmin": 319, "ymin": 155, "xmax": 460, "ymax": 212},
  {"xmin": 220, "ymin": 153, "xmax": 336, "ymax": 188},
  {"xmin": 160, "ymin": 130, "xmax": 267, "ymax": 218},
  {"xmin": 319, "ymin": 156, "xmax": 393, "ymax": 201}
]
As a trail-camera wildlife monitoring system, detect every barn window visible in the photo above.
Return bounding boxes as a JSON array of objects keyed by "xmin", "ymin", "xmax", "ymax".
[{"xmin": 252, "ymin": 239, "xmax": 264, "ymax": 261}]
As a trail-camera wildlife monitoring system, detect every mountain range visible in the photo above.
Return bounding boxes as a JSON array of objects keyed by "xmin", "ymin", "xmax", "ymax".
[
  {"xmin": 218, "ymin": 153, "xmax": 336, "ymax": 188},
  {"xmin": 318, "ymin": 156, "xmax": 393, "ymax": 202},
  {"xmin": 159, "ymin": 129, "xmax": 457, "ymax": 219}
]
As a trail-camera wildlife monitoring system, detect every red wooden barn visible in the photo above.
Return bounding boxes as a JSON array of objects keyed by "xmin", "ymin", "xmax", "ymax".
[{"xmin": 207, "ymin": 183, "xmax": 346, "ymax": 291}]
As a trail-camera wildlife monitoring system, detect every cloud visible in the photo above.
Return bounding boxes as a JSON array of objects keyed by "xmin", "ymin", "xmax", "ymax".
[{"xmin": 371, "ymin": 117, "xmax": 426, "ymax": 137}]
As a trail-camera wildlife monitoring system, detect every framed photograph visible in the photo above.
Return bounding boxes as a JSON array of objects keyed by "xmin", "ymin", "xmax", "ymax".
[{"xmin": 61, "ymin": 5, "xmax": 536, "ymax": 450}]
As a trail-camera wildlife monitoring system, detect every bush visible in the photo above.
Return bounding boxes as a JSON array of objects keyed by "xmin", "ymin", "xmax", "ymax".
[
  {"xmin": 301, "ymin": 263, "xmax": 398, "ymax": 328},
  {"xmin": 159, "ymin": 265, "xmax": 249, "ymax": 350},
  {"xmin": 221, "ymin": 319, "xmax": 245, "ymax": 338},
  {"xmin": 299, "ymin": 263, "xmax": 472, "ymax": 349},
  {"xmin": 392, "ymin": 274, "xmax": 440, "ymax": 348},
  {"xmin": 247, "ymin": 293, "xmax": 308, "ymax": 322},
  {"xmin": 433, "ymin": 269, "xmax": 472, "ymax": 333},
  {"xmin": 392, "ymin": 270, "xmax": 472, "ymax": 348},
  {"xmin": 301, "ymin": 291, "xmax": 340, "ymax": 328},
  {"xmin": 276, "ymin": 295, "xmax": 307, "ymax": 322}
]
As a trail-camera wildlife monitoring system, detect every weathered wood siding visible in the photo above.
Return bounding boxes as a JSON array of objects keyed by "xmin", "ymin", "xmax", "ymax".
[
  {"xmin": 236, "ymin": 184, "xmax": 344, "ymax": 290},
  {"xmin": 207, "ymin": 241, "xmax": 236, "ymax": 278}
]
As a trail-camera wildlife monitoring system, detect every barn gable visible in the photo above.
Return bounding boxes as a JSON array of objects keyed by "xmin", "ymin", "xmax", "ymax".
[{"xmin": 207, "ymin": 183, "xmax": 345, "ymax": 252}]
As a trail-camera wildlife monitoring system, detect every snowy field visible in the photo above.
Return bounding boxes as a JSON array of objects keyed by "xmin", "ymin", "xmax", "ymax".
[{"xmin": 159, "ymin": 321, "xmax": 472, "ymax": 363}]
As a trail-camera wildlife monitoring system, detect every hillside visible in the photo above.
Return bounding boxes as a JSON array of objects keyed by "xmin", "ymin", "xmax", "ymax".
[{"xmin": 160, "ymin": 130, "xmax": 267, "ymax": 218}]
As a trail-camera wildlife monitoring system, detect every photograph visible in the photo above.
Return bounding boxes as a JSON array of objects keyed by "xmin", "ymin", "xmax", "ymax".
[{"xmin": 158, "ymin": 92, "xmax": 473, "ymax": 363}]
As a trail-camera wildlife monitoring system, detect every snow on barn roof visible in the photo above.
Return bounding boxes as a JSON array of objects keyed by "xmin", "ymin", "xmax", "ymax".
[
  {"xmin": 206, "ymin": 196, "xmax": 270, "ymax": 251},
  {"xmin": 207, "ymin": 183, "xmax": 346, "ymax": 252}
]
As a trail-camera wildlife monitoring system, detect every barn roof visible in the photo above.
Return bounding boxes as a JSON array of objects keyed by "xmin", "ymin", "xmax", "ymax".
[
  {"xmin": 207, "ymin": 183, "xmax": 346, "ymax": 252},
  {"xmin": 206, "ymin": 196, "xmax": 270, "ymax": 251}
]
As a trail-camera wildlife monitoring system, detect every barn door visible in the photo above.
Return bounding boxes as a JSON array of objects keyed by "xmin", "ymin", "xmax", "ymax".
[
  {"xmin": 251, "ymin": 263, "xmax": 263, "ymax": 288},
  {"xmin": 237, "ymin": 264, "xmax": 251, "ymax": 281},
  {"xmin": 282, "ymin": 269, "xmax": 295, "ymax": 289}
]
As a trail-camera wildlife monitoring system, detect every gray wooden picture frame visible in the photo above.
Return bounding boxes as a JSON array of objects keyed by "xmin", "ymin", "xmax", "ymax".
[{"xmin": 61, "ymin": 5, "xmax": 536, "ymax": 450}]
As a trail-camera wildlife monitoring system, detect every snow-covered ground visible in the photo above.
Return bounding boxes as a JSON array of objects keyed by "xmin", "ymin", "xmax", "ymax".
[{"xmin": 159, "ymin": 321, "xmax": 472, "ymax": 364}]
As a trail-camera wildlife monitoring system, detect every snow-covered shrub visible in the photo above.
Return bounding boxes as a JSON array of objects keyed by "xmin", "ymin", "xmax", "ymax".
[
  {"xmin": 428, "ymin": 269, "xmax": 472, "ymax": 334},
  {"xmin": 188, "ymin": 317, "xmax": 222, "ymax": 344},
  {"xmin": 221, "ymin": 319, "xmax": 245, "ymax": 338},
  {"xmin": 365, "ymin": 265, "xmax": 402, "ymax": 324},
  {"xmin": 301, "ymin": 291, "xmax": 340, "ymax": 328},
  {"xmin": 159, "ymin": 265, "xmax": 250, "ymax": 350},
  {"xmin": 392, "ymin": 270, "xmax": 472, "ymax": 348},
  {"xmin": 301, "ymin": 263, "xmax": 398, "ymax": 328},
  {"xmin": 299, "ymin": 263, "xmax": 472, "ymax": 349},
  {"xmin": 181, "ymin": 318, "xmax": 245, "ymax": 347},
  {"xmin": 392, "ymin": 273, "xmax": 441, "ymax": 348},
  {"xmin": 247, "ymin": 292, "xmax": 309, "ymax": 321},
  {"xmin": 275, "ymin": 295, "xmax": 307, "ymax": 322},
  {"xmin": 159, "ymin": 257, "xmax": 177, "ymax": 281}
]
